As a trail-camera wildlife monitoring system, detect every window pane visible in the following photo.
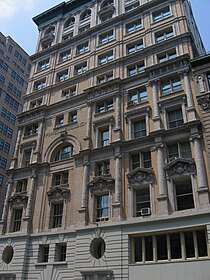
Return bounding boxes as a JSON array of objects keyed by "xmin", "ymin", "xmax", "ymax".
[
  {"xmin": 196, "ymin": 230, "xmax": 207, "ymax": 257},
  {"xmin": 145, "ymin": 236, "xmax": 153, "ymax": 261},
  {"xmin": 184, "ymin": 231, "xmax": 195, "ymax": 258},
  {"xmin": 157, "ymin": 235, "xmax": 167, "ymax": 260},
  {"xmin": 134, "ymin": 237, "xmax": 142, "ymax": 262},
  {"xmin": 170, "ymin": 233, "xmax": 182, "ymax": 259}
]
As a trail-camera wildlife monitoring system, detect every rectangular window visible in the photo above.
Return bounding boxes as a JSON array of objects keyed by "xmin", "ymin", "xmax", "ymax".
[
  {"xmin": 38, "ymin": 59, "xmax": 49, "ymax": 70},
  {"xmin": 53, "ymin": 171, "xmax": 69, "ymax": 186},
  {"xmin": 131, "ymin": 151, "xmax": 151, "ymax": 169},
  {"xmin": 60, "ymin": 50, "xmax": 71, "ymax": 62},
  {"xmin": 75, "ymin": 63, "xmax": 87, "ymax": 75},
  {"xmin": 99, "ymin": 52, "xmax": 114, "ymax": 65},
  {"xmin": 23, "ymin": 149, "xmax": 32, "ymax": 167},
  {"xmin": 161, "ymin": 77, "xmax": 182, "ymax": 95},
  {"xmin": 55, "ymin": 115, "xmax": 64, "ymax": 127},
  {"xmin": 96, "ymin": 99, "xmax": 113, "ymax": 113},
  {"xmin": 69, "ymin": 111, "xmax": 77, "ymax": 123},
  {"xmin": 136, "ymin": 186, "xmax": 150, "ymax": 217},
  {"xmin": 133, "ymin": 119, "xmax": 146, "ymax": 138},
  {"xmin": 96, "ymin": 195, "xmax": 109, "ymax": 222},
  {"xmin": 11, "ymin": 209, "xmax": 23, "ymax": 232},
  {"xmin": 57, "ymin": 70, "xmax": 68, "ymax": 82},
  {"xmin": 55, "ymin": 243, "xmax": 67, "ymax": 262},
  {"xmin": 62, "ymin": 86, "xmax": 76, "ymax": 99},
  {"xmin": 0, "ymin": 156, "xmax": 7, "ymax": 169},
  {"xmin": 128, "ymin": 87, "xmax": 148, "ymax": 105},
  {"xmin": 0, "ymin": 75, "xmax": 5, "ymax": 84},
  {"xmin": 77, "ymin": 42, "xmax": 89, "ymax": 55},
  {"xmin": 34, "ymin": 80, "xmax": 46, "ymax": 91},
  {"xmin": 126, "ymin": 19, "xmax": 142, "ymax": 34},
  {"xmin": 175, "ymin": 180, "xmax": 194, "ymax": 211},
  {"xmin": 38, "ymin": 245, "xmax": 50, "ymax": 263},
  {"xmin": 168, "ymin": 109, "xmax": 183, "ymax": 128},
  {"xmin": 157, "ymin": 49, "xmax": 177, "ymax": 63},
  {"xmin": 16, "ymin": 179, "xmax": 28, "ymax": 193},
  {"xmin": 0, "ymin": 174, "xmax": 4, "ymax": 187},
  {"xmin": 168, "ymin": 142, "xmax": 191, "ymax": 161},
  {"xmin": 100, "ymin": 129, "xmax": 109, "ymax": 147},
  {"xmin": 97, "ymin": 72, "xmax": 113, "ymax": 84},
  {"xmin": 96, "ymin": 161, "xmax": 110, "ymax": 176},
  {"xmin": 99, "ymin": 30, "xmax": 114, "ymax": 45},
  {"xmin": 127, "ymin": 61, "xmax": 145, "ymax": 76},
  {"xmin": 127, "ymin": 40, "xmax": 144, "ymax": 54},
  {"xmin": 155, "ymin": 27, "xmax": 174, "ymax": 43},
  {"xmin": 25, "ymin": 123, "xmax": 38, "ymax": 136},
  {"xmin": 50, "ymin": 203, "xmax": 64, "ymax": 228},
  {"xmin": 153, "ymin": 6, "xmax": 171, "ymax": 22}
]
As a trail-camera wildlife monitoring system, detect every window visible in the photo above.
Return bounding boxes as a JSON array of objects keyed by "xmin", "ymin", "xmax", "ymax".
[
  {"xmin": 76, "ymin": 42, "xmax": 89, "ymax": 55},
  {"xmin": 155, "ymin": 27, "xmax": 174, "ymax": 43},
  {"xmin": 55, "ymin": 115, "xmax": 64, "ymax": 127},
  {"xmin": 59, "ymin": 50, "xmax": 71, "ymax": 62},
  {"xmin": 99, "ymin": 52, "xmax": 114, "ymax": 65},
  {"xmin": 54, "ymin": 145, "xmax": 74, "ymax": 161},
  {"xmin": 97, "ymin": 72, "xmax": 113, "ymax": 84},
  {"xmin": 24, "ymin": 123, "xmax": 38, "ymax": 136},
  {"xmin": 16, "ymin": 179, "xmax": 27, "ymax": 193},
  {"xmin": 207, "ymin": 73, "xmax": 210, "ymax": 89},
  {"xmin": 126, "ymin": 19, "xmax": 142, "ymax": 34},
  {"xmin": 69, "ymin": 111, "xmax": 77, "ymax": 123},
  {"xmin": 75, "ymin": 62, "xmax": 87, "ymax": 75},
  {"xmin": 135, "ymin": 186, "xmax": 150, "ymax": 217},
  {"xmin": 0, "ymin": 156, "xmax": 7, "ymax": 169},
  {"xmin": 168, "ymin": 142, "xmax": 191, "ymax": 161},
  {"xmin": 161, "ymin": 77, "xmax": 182, "ymax": 95},
  {"xmin": 127, "ymin": 40, "xmax": 144, "ymax": 54},
  {"xmin": 53, "ymin": 171, "xmax": 69, "ymax": 186},
  {"xmin": 101, "ymin": 0, "xmax": 113, "ymax": 8},
  {"xmin": 8, "ymin": 45, "xmax": 13, "ymax": 53},
  {"xmin": 125, "ymin": 2, "xmax": 139, "ymax": 12},
  {"xmin": 133, "ymin": 119, "xmax": 146, "ymax": 138},
  {"xmin": 96, "ymin": 194, "xmax": 109, "ymax": 222},
  {"xmin": 0, "ymin": 75, "xmax": 5, "ymax": 84},
  {"xmin": 34, "ymin": 79, "xmax": 46, "ymax": 91},
  {"xmin": 29, "ymin": 99, "xmax": 42, "ymax": 109},
  {"xmin": 157, "ymin": 49, "xmax": 177, "ymax": 63},
  {"xmin": 0, "ymin": 139, "xmax": 10, "ymax": 153},
  {"xmin": 55, "ymin": 243, "xmax": 67, "ymax": 262},
  {"xmin": 131, "ymin": 229, "xmax": 207, "ymax": 263},
  {"xmin": 38, "ymin": 245, "xmax": 49, "ymax": 263},
  {"xmin": 4, "ymin": 94, "xmax": 19, "ymax": 111},
  {"xmin": 168, "ymin": 109, "xmax": 183, "ymax": 128},
  {"xmin": 99, "ymin": 30, "xmax": 114, "ymax": 45},
  {"xmin": 79, "ymin": 24, "xmax": 90, "ymax": 34},
  {"xmin": 62, "ymin": 86, "xmax": 76, "ymax": 98},
  {"xmin": 100, "ymin": 129, "xmax": 109, "ymax": 147},
  {"xmin": 153, "ymin": 6, "xmax": 171, "ymax": 22},
  {"xmin": 80, "ymin": 9, "xmax": 91, "ymax": 22},
  {"xmin": 127, "ymin": 61, "xmax": 145, "ymax": 76},
  {"xmin": 131, "ymin": 151, "xmax": 151, "ymax": 169},
  {"xmin": 50, "ymin": 202, "xmax": 64, "ymax": 228},
  {"xmin": 64, "ymin": 17, "xmax": 75, "ymax": 29},
  {"xmin": 96, "ymin": 99, "xmax": 113, "ymax": 113},
  {"xmin": 175, "ymin": 179, "xmax": 194, "ymax": 211},
  {"xmin": 11, "ymin": 209, "xmax": 23, "ymax": 232},
  {"xmin": 96, "ymin": 161, "xmax": 110, "ymax": 176},
  {"xmin": 0, "ymin": 174, "xmax": 4, "ymax": 187},
  {"xmin": 23, "ymin": 149, "xmax": 32, "ymax": 167},
  {"xmin": 128, "ymin": 87, "xmax": 148, "ymax": 105},
  {"xmin": 38, "ymin": 59, "xmax": 49, "ymax": 70},
  {"xmin": 57, "ymin": 70, "xmax": 68, "ymax": 82}
]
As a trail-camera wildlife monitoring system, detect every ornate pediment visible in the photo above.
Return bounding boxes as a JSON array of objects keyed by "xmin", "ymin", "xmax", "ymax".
[
  {"xmin": 165, "ymin": 158, "xmax": 196, "ymax": 178},
  {"xmin": 127, "ymin": 168, "xmax": 154, "ymax": 186},
  {"xmin": 88, "ymin": 177, "xmax": 115, "ymax": 194},
  {"xmin": 197, "ymin": 95, "xmax": 210, "ymax": 110},
  {"xmin": 47, "ymin": 186, "xmax": 70, "ymax": 203},
  {"xmin": 9, "ymin": 194, "xmax": 28, "ymax": 208}
]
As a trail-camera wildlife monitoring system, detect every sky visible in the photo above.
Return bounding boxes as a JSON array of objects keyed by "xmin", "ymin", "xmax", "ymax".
[{"xmin": 0, "ymin": 0, "xmax": 209, "ymax": 55}]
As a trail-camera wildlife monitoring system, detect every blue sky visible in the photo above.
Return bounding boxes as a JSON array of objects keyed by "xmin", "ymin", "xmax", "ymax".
[{"xmin": 0, "ymin": 0, "xmax": 209, "ymax": 55}]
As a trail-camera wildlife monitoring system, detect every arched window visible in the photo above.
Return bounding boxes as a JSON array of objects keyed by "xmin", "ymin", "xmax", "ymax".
[
  {"xmin": 44, "ymin": 26, "xmax": 55, "ymax": 36},
  {"xmin": 101, "ymin": 0, "xmax": 114, "ymax": 9},
  {"xmin": 80, "ymin": 9, "xmax": 91, "ymax": 21},
  {"xmin": 64, "ymin": 17, "xmax": 75, "ymax": 29},
  {"xmin": 54, "ymin": 145, "xmax": 74, "ymax": 161}
]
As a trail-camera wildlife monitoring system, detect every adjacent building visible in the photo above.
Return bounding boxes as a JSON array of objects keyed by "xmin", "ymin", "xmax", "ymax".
[
  {"xmin": 0, "ymin": 0, "xmax": 210, "ymax": 279},
  {"xmin": 0, "ymin": 33, "xmax": 31, "ymax": 216}
]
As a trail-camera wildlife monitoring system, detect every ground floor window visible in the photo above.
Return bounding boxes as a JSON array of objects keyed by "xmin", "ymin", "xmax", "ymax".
[{"xmin": 131, "ymin": 229, "xmax": 208, "ymax": 263}]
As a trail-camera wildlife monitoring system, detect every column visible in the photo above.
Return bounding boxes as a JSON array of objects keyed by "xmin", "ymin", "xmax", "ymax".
[
  {"xmin": 81, "ymin": 162, "xmax": 90, "ymax": 208},
  {"xmin": 191, "ymin": 135, "xmax": 209, "ymax": 205},
  {"xmin": 33, "ymin": 121, "xmax": 44, "ymax": 163},
  {"xmin": 114, "ymin": 92, "xmax": 122, "ymax": 141},
  {"xmin": 150, "ymin": 80, "xmax": 161, "ymax": 130},
  {"xmin": 115, "ymin": 155, "xmax": 121, "ymax": 203},
  {"xmin": 10, "ymin": 128, "xmax": 22, "ymax": 169},
  {"xmin": 25, "ymin": 175, "xmax": 37, "ymax": 218},
  {"xmin": 1, "ymin": 179, "xmax": 13, "ymax": 222},
  {"xmin": 85, "ymin": 103, "xmax": 92, "ymax": 149},
  {"xmin": 183, "ymin": 71, "xmax": 196, "ymax": 121},
  {"xmin": 156, "ymin": 143, "xmax": 168, "ymax": 214}
]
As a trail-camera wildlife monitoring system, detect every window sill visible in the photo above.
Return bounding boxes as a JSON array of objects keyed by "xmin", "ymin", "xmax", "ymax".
[
  {"xmin": 23, "ymin": 133, "xmax": 38, "ymax": 139},
  {"xmin": 94, "ymin": 109, "xmax": 114, "ymax": 117},
  {"xmin": 35, "ymin": 262, "xmax": 48, "ymax": 266},
  {"xmin": 130, "ymin": 257, "xmax": 209, "ymax": 266}
]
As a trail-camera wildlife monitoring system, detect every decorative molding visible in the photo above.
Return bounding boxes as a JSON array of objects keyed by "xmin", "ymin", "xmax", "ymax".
[
  {"xmin": 88, "ymin": 177, "xmax": 115, "ymax": 194},
  {"xmin": 47, "ymin": 186, "xmax": 70, "ymax": 203},
  {"xmin": 197, "ymin": 94, "xmax": 210, "ymax": 110},
  {"xmin": 127, "ymin": 167, "xmax": 154, "ymax": 186},
  {"xmin": 165, "ymin": 159, "xmax": 196, "ymax": 178},
  {"xmin": 9, "ymin": 194, "xmax": 28, "ymax": 208}
]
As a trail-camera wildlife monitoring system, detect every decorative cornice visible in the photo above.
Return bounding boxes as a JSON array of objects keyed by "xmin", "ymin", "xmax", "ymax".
[
  {"xmin": 9, "ymin": 194, "xmax": 28, "ymax": 208},
  {"xmin": 127, "ymin": 167, "xmax": 154, "ymax": 186},
  {"xmin": 165, "ymin": 158, "xmax": 196, "ymax": 178},
  {"xmin": 47, "ymin": 186, "xmax": 70, "ymax": 203},
  {"xmin": 88, "ymin": 177, "xmax": 115, "ymax": 194}
]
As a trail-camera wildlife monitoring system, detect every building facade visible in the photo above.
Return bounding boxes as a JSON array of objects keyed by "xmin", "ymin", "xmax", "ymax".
[
  {"xmin": 0, "ymin": 33, "xmax": 31, "ymax": 217},
  {"xmin": 0, "ymin": 0, "xmax": 210, "ymax": 279}
]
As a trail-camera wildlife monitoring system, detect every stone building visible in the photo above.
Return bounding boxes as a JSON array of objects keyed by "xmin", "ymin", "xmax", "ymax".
[
  {"xmin": 0, "ymin": 0, "xmax": 210, "ymax": 279},
  {"xmin": 0, "ymin": 33, "xmax": 31, "ymax": 217}
]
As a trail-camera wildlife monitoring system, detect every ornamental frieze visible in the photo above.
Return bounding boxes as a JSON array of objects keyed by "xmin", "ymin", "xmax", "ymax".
[
  {"xmin": 127, "ymin": 167, "xmax": 154, "ymax": 186},
  {"xmin": 45, "ymin": 122, "xmax": 86, "ymax": 137},
  {"xmin": 47, "ymin": 186, "xmax": 70, "ymax": 203},
  {"xmin": 197, "ymin": 95, "xmax": 210, "ymax": 110},
  {"xmin": 9, "ymin": 194, "xmax": 28, "ymax": 208},
  {"xmin": 88, "ymin": 177, "xmax": 115, "ymax": 194},
  {"xmin": 165, "ymin": 159, "xmax": 196, "ymax": 178}
]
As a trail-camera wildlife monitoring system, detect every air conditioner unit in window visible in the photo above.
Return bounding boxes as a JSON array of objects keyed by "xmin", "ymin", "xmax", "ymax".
[{"xmin": 141, "ymin": 207, "xmax": 151, "ymax": 216}]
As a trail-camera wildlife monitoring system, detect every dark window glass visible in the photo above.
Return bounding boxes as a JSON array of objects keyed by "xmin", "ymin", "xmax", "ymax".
[
  {"xmin": 134, "ymin": 237, "xmax": 142, "ymax": 262},
  {"xmin": 196, "ymin": 230, "xmax": 207, "ymax": 257},
  {"xmin": 157, "ymin": 235, "xmax": 167, "ymax": 260},
  {"xmin": 145, "ymin": 236, "xmax": 153, "ymax": 261},
  {"xmin": 170, "ymin": 233, "xmax": 182, "ymax": 259},
  {"xmin": 184, "ymin": 231, "xmax": 195, "ymax": 258}
]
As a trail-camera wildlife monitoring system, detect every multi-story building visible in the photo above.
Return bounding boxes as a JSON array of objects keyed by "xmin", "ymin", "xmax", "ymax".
[
  {"xmin": 0, "ymin": 0, "xmax": 210, "ymax": 279},
  {"xmin": 0, "ymin": 33, "xmax": 31, "ymax": 216}
]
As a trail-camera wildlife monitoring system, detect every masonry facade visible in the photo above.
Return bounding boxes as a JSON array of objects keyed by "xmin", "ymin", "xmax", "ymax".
[{"xmin": 0, "ymin": 0, "xmax": 210, "ymax": 279}]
